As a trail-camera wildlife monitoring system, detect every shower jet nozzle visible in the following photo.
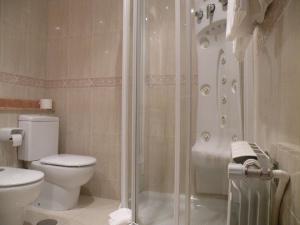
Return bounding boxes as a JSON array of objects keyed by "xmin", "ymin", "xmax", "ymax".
[
  {"xmin": 219, "ymin": 0, "xmax": 228, "ymax": 7},
  {"xmin": 207, "ymin": 4, "xmax": 216, "ymax": 19},
  {"xmin": 194, "ymin": 9, "xmax": 204, "ymax": 23}
]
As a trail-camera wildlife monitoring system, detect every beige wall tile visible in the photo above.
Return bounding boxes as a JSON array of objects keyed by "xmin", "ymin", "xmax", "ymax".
[
  {"xmin": 46, "ymin": 38, "xmax": 68, "ymax": 79},
  {"xmin": 270, "ymin": 144, "xmax": 300, "ymax": 224},
  {"xmin": 47, "ymin": 0, "xmax": 69, "ymax": 38},
  {"xmin": 91, "ymin": 0, "xmax": 123, "ymax": 34},
  {"xmin": 28, "ymin": 0, "xmax": 48, "ymax": 39},
  {"xmin": 254, "ymin": 0, "xmax": 300, "ymax": 223},
  {"xmin": 26, "ymin": 35, "xmax": 47, "ymax": 78},
  {"xmin": 0, "ymin": 0, "xmax": 177, "ymax": 201},
  {"xmin": 91, "ymin": 32, "xmax": 122, "ymax": 77},
  {"xmin": 67, "ymin": 37, "xmax": 92, "ymax": 78},
  {"xmin": 45, "ymin": 0, "xmax": 123, "ymax": 200},
  {"xmin": 90, "ymin": 87, "xmax": 121, "ymax": 136},
  {"xmin": 1, "ymin": 33, "xmax": 27, "ymax": 75},
  {"xmin": 0, "ymin": 0, "xmax": 48, "ymax": 167},
  {"xmin": 68, "ymin": 0, "xmax": 92, "ymax": 37}
]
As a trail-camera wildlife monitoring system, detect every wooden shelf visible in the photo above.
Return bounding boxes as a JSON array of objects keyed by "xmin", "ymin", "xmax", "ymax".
[{"xmin": 0, "ymin": 98, "xmax": 54, "ymax": 112}]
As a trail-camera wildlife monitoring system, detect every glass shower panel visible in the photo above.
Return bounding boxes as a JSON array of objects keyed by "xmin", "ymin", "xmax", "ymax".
[
  {"xmin": 133, "ymin": 0, "xmax": 177, "ymax": 224},
  {"xmin": 189, "ymin": 0, "xmax": 242, "ymax": 225},
  {"xmin": 129, "ymin": 0, "xmax": 243, "ymax": 224}
]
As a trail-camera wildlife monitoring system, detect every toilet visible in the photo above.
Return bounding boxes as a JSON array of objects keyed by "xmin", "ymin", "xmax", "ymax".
[
  {"xmin": 18, "ymin": 115, "xmax": 96, "ymax": 211},
  {"xmin": 0, "ymin": 167, "xmax": 44, "ymax": 225}
]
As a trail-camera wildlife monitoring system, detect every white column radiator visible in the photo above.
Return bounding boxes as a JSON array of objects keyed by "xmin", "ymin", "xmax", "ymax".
[{"xmin": 227, "ymin": 143, "xmax": 289, "ymax": 225}]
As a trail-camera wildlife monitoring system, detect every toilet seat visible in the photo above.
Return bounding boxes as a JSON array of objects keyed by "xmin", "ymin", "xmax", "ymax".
[
  {"xmin": 0, "ymin": 167, "xmax": 44, "ymax": 188},
  {"xmin": 40, "ymin": 154, "xmax": 96, "ymax": 167}
]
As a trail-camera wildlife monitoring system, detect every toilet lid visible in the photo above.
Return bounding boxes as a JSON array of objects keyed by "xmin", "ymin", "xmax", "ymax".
[
  {"xmin": 0, "ymin": 167, "xmax": 44, "ymax": 188},
  {"xmin": 40, "ymin": 154, "xmax": 96, "ymax": 167}
]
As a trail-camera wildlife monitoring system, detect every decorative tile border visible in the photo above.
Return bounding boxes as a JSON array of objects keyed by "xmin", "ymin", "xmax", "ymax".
[
  {"xmin": 0, "ymin": 72, "xmax": 122, "ymax": 88},
  {"xmin": 0, "ymin": 72, "xmax": 198, "ymax": 88},
  {"xmin": 45, "ymin": 77, "xmax": 122, "ymax": 88},
  {"xmin": 0, "ymin": 72, "xmax": 46, "ymax": 88}
]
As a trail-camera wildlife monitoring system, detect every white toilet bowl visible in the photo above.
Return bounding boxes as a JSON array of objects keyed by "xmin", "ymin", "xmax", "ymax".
[
  {"xmin": 0, "ymin": 167, "xmax": 44, "ymax": 225},
  {"xmin": 30, "ymin": 154, "xmax": 96, "ymax": 211}
]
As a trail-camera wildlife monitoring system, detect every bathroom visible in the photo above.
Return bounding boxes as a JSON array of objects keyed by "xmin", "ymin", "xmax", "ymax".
[{"xmin": 0, "ymin": 0, "xmax": 299, "ymax": 225}]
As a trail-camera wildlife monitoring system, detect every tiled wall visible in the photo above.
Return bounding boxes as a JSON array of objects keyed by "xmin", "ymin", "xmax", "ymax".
[
  {"xmin": 0, "ymin": 0, "xmax": 48, "ymax": 167},
  {"xmin": 0, "ymin": 0, "xmax": 177, "ymax": 199},
  {"xmin": 0, "ymin": 0, "xmax": 192, "ymax": 199},
  {"xmin": 45, "ymin": 0, "xmax": 123, "ymax": 200},
  {"xmin": 253, "ymin": 0, "xmax": 300, "ymax": 223},
  {"xmin": 0, "ymin": 0, "xmax": 123, "ymax": 200}
]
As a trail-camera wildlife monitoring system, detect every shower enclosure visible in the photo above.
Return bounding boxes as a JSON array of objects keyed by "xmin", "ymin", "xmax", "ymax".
[{"xmin": 121, "ymin": 0, "xmax": 242, "ymax": 224}]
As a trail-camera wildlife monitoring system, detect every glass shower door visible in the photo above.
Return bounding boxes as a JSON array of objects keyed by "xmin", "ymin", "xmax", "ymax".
[
  {"xmin": 131, "ymin": 0, "xmax": 177, "ymax": 224},
  {"xmin": 128, "ymin": 0, "xmax": 195, "ymax": 224},
  {"xmin": 125, "ymin": 0, "xmax": 243, "ymax": 225}
]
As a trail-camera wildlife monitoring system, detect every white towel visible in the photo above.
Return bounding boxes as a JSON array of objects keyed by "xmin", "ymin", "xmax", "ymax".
[
  {"xmin": 226, "ymin": 0, "xmax": 250, "ymax": 40},
  {"xmin": 109, "ymin": 208, "xmax": 132, "ymax": 225},
  {"xmin": 257, "ymin": 0, "xmax": 274, "ymax": 22},
  {"xmin": 109, "ymin": 208, "xmax": 131, "ymax": 219},
  {"xmin": 226, "ymin": 0, "xmax": 273, "ymax": 61},
  {"xmin": 109, "ymin": 216, "xmax": 132, "ymax": 225}
]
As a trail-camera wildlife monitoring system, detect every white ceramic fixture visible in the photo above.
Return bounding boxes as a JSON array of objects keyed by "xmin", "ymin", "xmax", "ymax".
[
  {"xmin": 18, "ymin": 115, "xmax": 96, "ymax": 211},
  {"xmin": 192, "ymin": 0, "xmax": 242, "ymax": 196},
  {"xmin": 0, "ymin": 167, "xmax": 44, "ymax": 225}
]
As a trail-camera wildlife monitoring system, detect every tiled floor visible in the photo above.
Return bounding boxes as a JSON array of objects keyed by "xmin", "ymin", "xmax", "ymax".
[
  {"xmin": 24, "ymin": 195, "xmax": 119, "ymax": 225},
  {"xmin": 137, "ymin": 191, "xmax": 227, "ymax": 225},
  {"xmin": 24, "ymin": 192, "xmax": 227, "ymax": 225}
]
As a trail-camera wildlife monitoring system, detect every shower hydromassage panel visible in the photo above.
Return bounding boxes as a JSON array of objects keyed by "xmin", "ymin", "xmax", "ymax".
[{"xmin": 192, "ymin": 0, "xmax": 242, "ymax": 196}]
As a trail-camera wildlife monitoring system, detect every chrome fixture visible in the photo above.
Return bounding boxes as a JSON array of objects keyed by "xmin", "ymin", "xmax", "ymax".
[
  {"xmin": 219, "ymin": 0, "xmax": 228, "ymax": 7},
  {"xmin": 207, "ymin": 4, "xmax": 216, "ymax": 19},
  {"xmin": 221, "ymin": 77, "xmax": 227, "ymax": 85},
  {"xmin": 199, "ymin": 37, "xmax": 210, "ymax": 48},
  {"xmin": 200, "ymin": 84, "xmax": 211, "ymax": 96},
  {"xmin": 201, "ymin": 131, "xmax": 211, "ymax": 142},
  {"xmin": 231, "ymin": 80, "xmax": 238, "ymax": 94},
  {"xmin": 221, "ymin": 96, "xmax": 227, "ymax": 104},
  {"xmin": 194, "ymin": 9, "xmax": 204, "ymax": 23},
  {"xmin": 221, "ymin": 115, "xmax": 227, "ymax": 128}
]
